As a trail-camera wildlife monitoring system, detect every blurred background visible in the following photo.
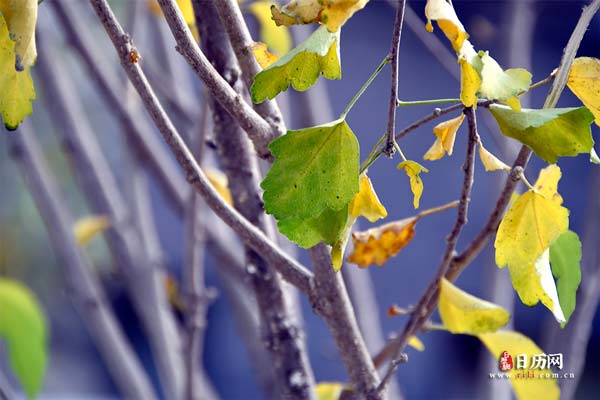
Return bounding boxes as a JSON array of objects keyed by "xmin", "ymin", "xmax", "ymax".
[{"xmin": 1, "ymin": 0, "xmax": 599, "ymax": 399}]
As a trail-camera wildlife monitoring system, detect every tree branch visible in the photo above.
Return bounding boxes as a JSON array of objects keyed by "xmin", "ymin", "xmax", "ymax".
[
  {"xmin": 88, "ymin": 0, "xmax": 314, "ymax": 295},
  {"xmin": 155, "ymin": 0, "xmax": 276, "ymax": 159},
  {"xmin": 9, "ymin": 124, "xmax": 156, "ymax": 400},
  {"xmin": 384, "ymin": 0, "xmax": 407, "ymax": 157},
  {"xmin": 375, "ymin": 107, "xmax": 477, "ymax": 378},
  {"xmin": 195, "ymin": 2, "xmax": 316, "ymax": 397}
]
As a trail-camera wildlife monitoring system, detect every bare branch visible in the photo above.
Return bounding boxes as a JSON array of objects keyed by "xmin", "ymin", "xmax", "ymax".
[
  {"xmin": 88, "ymin": 0, "xmax": 314, "ymax": 295},
  {"xmin": 8, "ymin": 124, "xmax": 156, "ymax": 400},
  {"xmin": 376, "ymin": 107, "xmax": 477, "ymax": 375},
  {"xmin": 156, "ymin": 0, "xmax": 277, "ymax": 159},
  {"xmin": 310, "ymin": 245, "xmax": 383, "ymax": 400},
  {"xmin": 384, "ymin": 0, "xmax": 407, "ymax": 157}
]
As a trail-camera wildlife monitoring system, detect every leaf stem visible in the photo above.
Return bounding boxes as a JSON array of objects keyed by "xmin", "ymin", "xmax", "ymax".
[
  {"xmin": 519, "ymin": 170, "xmax": 536, "ymax": 191},
  {"xmin": 340, "ymin": 56, "xmax": 390, "ymax": 120},
  {"xmin": 397, "ymin": 98, "xmax": 462, "ymax": 107},
  {"xmin": 417, "ymin": 200, "xmax": 460, "ymax": 218},
  {"xmin": 393, "ymin": 141, "xmax": 408, "ymax": 162}
]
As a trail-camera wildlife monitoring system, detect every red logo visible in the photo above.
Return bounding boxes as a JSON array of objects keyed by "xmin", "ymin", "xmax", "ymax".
[{"xmin": 499, "ymin": 351, "xmax": 513, "ymax": 371}]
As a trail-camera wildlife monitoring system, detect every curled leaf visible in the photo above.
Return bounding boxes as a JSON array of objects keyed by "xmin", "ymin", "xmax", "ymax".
[
  {"xmin": 478, "ymin": 51, "xmax": 531, "ymax": 104},
  {"xmin": 0, "ymin": 0, "xmax": 37, "ymax": 70},
  {"xmin": 249, "ymin": 1, "xmax": 292, "ymax": 56},
  {"xmin": 397, "ymin": 160, "xmax": 429, "ymax": 209},
  {"xmin": 251, "ymin": 25, "xmax": 341, "ymax": 103},
  {"xmin": 424, "ymin": 113, "xmax": 465, "ymax": 161},
  {"xmin": 349, "ymin": 173, "xmax": 387, "ymax": 222},
  {"xmin": 348, "ymin": 202, "xmax": 457, "ymax": 267},
  {"xmin": 439, "ymin": 278, "xmax": 510, "ymax": 334},
  {"xmin": 271, "ymin": 0, "xmax": 369, "ymax": 32},
  {"xmin": 567, "ymin": 57, "xmax": 600, "ymax": 126},
  {"xmin": 424, "ymin": 0, "xmax": 468, "ymax": 52},
  {"xmin": 73, "ymin": 215, "xmax": 111, "ymax": 246},
  {"xmin": 478, "ymin": 141, "xmax": 510, "ymax": 171},
  {"xmin": 459, "ymin": 57, "xmax": 481, "ymax": 107}
]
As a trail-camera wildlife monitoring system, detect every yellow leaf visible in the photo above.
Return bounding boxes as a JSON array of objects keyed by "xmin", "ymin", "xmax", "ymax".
[
  {"xmin": 205, "ymin": 168, "xmax": 233, "ymax": 206},
  {"xmin": 439, "ymin": 278, "xmax": 510, "ymax": 334},
  {"xmin": 271, "ymin": 0, "xmax": 369, "ymax": 32},
  {"xmin": 504, "ymin": 96, "xmax": 522, "ymax": 112},
  {"xmin": 567, "ymin": 57, "xmax": 600, "ymax": 126},
  {"xmin": 459, "ymin": 57, "xmax": 481, "ymax": 107},
  {"xmin": 331, "ymin": 214, "xmax": 356, "ymax": 272},
  {"xmin": 534, "ymin": 164, "xmax": 562, "ymax": 205},
  {"xmin": 0, "ymin": 0, "xmax": 37, "ymax": 70},
  {"xmin": 408, "ymin": 336, "xmax": 425, "ymax": 351},
  {"xmin": 424, "ymin": 113, "xmax": 465, "ymax": 160},
  {"xmin": 348, "ymin": 202, "xmax": 456, "ymax": 267},
  {"xmin": 73, "ymin": 215, "xmax": 110, "ymax": 246},
  {"xmin": 349, "ymin": 173, "xmax": 387, "ymax": 222},
  {"xmin": 250, "ymin": 42, "xmax": 280, "ymax": 68},
  {"xmin": 249, "ymin": 1, "xmax": 292, "ymax": 56},
  {"xmin": 478, "ymin": 142, "xmax": 510, "ymax": 171},
  {"xmin": 424, "ymin": 0, "xmax": 468, "ymax": 52},
  {"xmin": 397, "ymin": 160, "xmax": 429, "ymax": 209},
  {"xmin": 315, "ymin": 382, "xmax": 344, "ymax": 400},
  {"xmin": 478, "ymin": 331, "xmax": 560, "ymax": 400}
]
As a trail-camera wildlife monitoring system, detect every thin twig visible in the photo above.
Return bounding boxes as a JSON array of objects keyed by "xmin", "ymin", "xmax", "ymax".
[
  {"xmin": 194, "ymin": 2, "xmax": 316, "ymax": 397},
  {"xmin": 8, "ymin": 124, "xmax": 157, "ymax": 400},
  {"xmin": 376, "ymin": 107, "xmax": 477, "ymax": 382},
  {"xmin": 88, "ymin": 0, "xmax": 314, "ymax": 294},
  {"xmin": 384, "ymin": 0, "xmax": 407, "ymax": 157},
  {"xmin": 156, "ymin": 0, "xmax": 276, "ymax": 159}
]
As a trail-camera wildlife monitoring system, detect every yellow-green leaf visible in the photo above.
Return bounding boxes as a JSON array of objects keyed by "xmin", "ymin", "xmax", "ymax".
[
  {"xmin": 271, "ymin": 0, "xmax": 369, "ymax": 32},
  {"xmin": 278, "ymin": 205, "xmax": 348, "ymax": 249},
  {"xmin": 0, "ymin": 278, "xmax": 47, "ymax": 398},
  {"xmin": 549, "ymin": 230, "xmax": 582, "ymax": 326},
  {"xmin": 478, "ymin": 331, "xmax": 560, "ymax": 400},
  {"xmin": 249, "ymin": 1, "xmax": 292, "ymax": 56},
  {"xmin": 397, "ymin": 160, "xmax": 428, "ymax": 209},
  {"xmin": 439, "ymin": 278, "xmax": 510, "ymax": 334},
  {"xmin": 316, "ymin": 382, "xmax": 344, "ymax": 400},
  {"xmin": 251, "ymin": 25, "xmax": 340, "ymax": 103},
  {"xmin": 478, "ymin": 51, "xmax": 531, "ymax": 104},
  {"xmin": 73, "ymin": 215, "xmax": 110, "ymax": 246},
  {"xmin": 0, "ymin": 13, "xmax": 35, "ymax": 130},
  {"xmin": 0, "ymin": 0, "xmax": 37, "ymax": 70},
  {"xmin": 567, "ymin": 57, "xmax": 600, "ymax": 126},
  {"xmin": 348, "ymin": 173, "xmax": 387, "ymax": 222}
]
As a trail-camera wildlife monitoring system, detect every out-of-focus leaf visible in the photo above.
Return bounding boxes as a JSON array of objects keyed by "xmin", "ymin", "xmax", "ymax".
[
  {"xmin": 249, "ymin": 1, "xmax": 292, "ymax": 55},
  {"xmin": 73, "ymin": 215, "xmax": 110, "ymax": 246}
]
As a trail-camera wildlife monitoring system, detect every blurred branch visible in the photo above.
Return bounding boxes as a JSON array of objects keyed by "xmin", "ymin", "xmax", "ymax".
[
  {"xmin": 194, "ymin": 2, "xmax": 316, "ymax": 397},
  {"xmin": 384, "ymin": 0, "xmax": 406, "ymax": 157},
  {"xmin": 376, "ymin": 107, "xmax": 477, "ymax": 386},
  {"xmin": 0, "ymin": 367, "xmax": 16, "ymax": 400},
  {"xmin": 8, "ymin": 124, "xmax": 156, "ymax": 400},
  {"xmin": 88, "ymin": 0, "xmax": 314, "ymax": 294},
  {"xmin": 156, "ymin": 0, "xmax": 278, "ymax": 160}
]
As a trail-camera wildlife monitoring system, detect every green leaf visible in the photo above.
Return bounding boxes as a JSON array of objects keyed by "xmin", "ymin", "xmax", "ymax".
[
  {"xmin": 549, "ymin": 230, "xmax": 582, "ymax": 326},
  {"xmin": 262, "ymin": 118, "xmax": 359, "ymax": 221},
  {"xmin": 0, "ymin": 13, "xmax": 35, "ymax": 130},
  {"xmin": 489, "ymin": 104, "xmax": 595, "ymax": 163},
  {"xmin": 478, "ymin": 51, "xmax": 531, "ymax": 103},
  {"xmin": 278, "ymin": 205, "xmax": 348, "ymax": 248},
  {"xmin": 0, "ymin": 278, "xmax": 48, "ymax": 398},
  {"xmin": 251, "ymin": 25, "xmax": 341, "ymax": 103}
]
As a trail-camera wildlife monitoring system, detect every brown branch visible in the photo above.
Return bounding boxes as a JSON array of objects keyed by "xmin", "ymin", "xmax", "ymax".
[
  {"xmin": 194, "ymin": 2, "xmax": 316, "ymax": 398},
  {"xmin": 88, "ymin": 0, "xmax": 314, "ymax": 294},
  {"xmin": 156, "ymin": 0, "xmax": 276, "ymax": 159},
  {"xmin": 375, "ymin": 107, "xmax": 478, "ymax": 379},
  {"xmin": 9, "ymin": 124, "xmax": 157, "ymax": 400},
  {"xmin": 384, "ymin": 0, "xmax": 407, "ymax": 157}
]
